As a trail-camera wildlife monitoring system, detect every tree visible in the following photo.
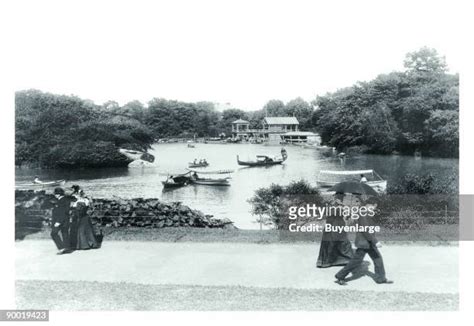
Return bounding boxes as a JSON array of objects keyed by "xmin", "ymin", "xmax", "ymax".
[
  {"xmin": 284, "ymin": 97, "xmax": 313, "ymax": 129},
  {"xmin": 217, "ymin": 108, "xmax": 249, "ymax": 136},
  {"xmin": 146, "ymin": 98, "xmax": 221, "ymax": 138},
  {"xmin": 120, "ymin": 100, "xmax": 146, "ymax": 121},
  {"xmin": 15, "ymin": 90, "xmax": 154, "ymax": 168},
  {"xmin": 404, "ymin": 47, "xmax": 447, "ymax": 75},
  {"xmin": 248, "ymin": 180, "xmax": 323, "ymax": 229},
  {"xmin": 102, "ymin": 100, "xmax": 120, "ymax": 112},
  {"xmin": 424, "ymin": 110, "xmax": 458, "ymax": 157},
  {"xmin": 263, "ymin": 99, "xmax": 286, "ymax": 116},
  {"xmin": 310, "ymin": 48, "xmax": 458, "ymax": 157}
]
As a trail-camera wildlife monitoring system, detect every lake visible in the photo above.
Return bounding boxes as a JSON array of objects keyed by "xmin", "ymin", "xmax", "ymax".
[{"xmin": 15, "ymin": 143, "xmax": 459, "ymax": 229}]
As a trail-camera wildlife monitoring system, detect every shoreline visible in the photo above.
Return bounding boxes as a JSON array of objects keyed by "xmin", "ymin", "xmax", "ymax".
[{"xmin": 19, "ymin": 226, "xmax": 459, "ymax": 246}]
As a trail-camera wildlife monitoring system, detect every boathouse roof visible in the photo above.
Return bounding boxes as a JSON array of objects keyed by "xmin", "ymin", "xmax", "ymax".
[
  {"xmin": 232, "ymin": 119, "xmax": 250, "ymax": 124},
  {"xmin": 264, "ymin": 117, "xmax": 299, "ymax": 125}
]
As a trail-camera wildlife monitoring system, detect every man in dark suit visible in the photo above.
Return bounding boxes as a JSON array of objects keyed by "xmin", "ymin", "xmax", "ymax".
[
  {"xmin": 334, "ymin": 202, "xmax": 393, "ymax": 285},
  {"xmin": 50, "ymin": 187, "xmax": 73, "ymax": 255}
]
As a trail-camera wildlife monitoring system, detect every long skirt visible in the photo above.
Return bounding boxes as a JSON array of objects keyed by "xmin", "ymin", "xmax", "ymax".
[
  {"xmin": 76, "ymin": 215, "xmax": 102, "ymax": 250},
  {"xmin": 317, "ymin": 216, "xmax": 354, "ymax": 268}
]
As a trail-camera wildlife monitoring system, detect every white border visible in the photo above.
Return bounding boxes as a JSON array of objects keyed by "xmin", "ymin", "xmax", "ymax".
[{"xmin": 1, "ymin": 0, "xmax": 473, "ymax": 325}]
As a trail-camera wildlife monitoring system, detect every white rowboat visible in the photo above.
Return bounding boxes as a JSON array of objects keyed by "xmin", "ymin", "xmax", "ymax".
[{"xmin": 316, "ymin": 169, "xmax": 387, "ymax": 193}]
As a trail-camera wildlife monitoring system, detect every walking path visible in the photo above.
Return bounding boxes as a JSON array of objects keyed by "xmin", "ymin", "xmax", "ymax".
[{"xmin": 16, "ymin": 240, "xmax": 458, "ymax": 294}]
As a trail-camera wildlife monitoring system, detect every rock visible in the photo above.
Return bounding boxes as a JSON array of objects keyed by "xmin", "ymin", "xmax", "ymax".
[{"xmin": 15, "ymin": 190, "xmax": 235, "ymax": 230}]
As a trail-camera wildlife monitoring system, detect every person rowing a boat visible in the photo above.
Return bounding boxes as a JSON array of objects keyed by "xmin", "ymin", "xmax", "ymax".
[
  {"xmin": 360, "ymin": 174, "xmax": 368, "ymax": 183},
  {"xmin": 33, "ymin": 176, "xmax": 42, "ymax": 184}
]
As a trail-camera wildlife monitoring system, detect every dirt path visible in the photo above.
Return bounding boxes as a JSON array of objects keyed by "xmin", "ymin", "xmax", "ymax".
[{"xmin": 15, "ymin": 240, "xmax": 458, "ymax": 294}]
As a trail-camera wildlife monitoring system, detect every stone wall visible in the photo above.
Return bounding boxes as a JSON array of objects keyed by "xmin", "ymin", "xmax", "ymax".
[{"xmin": 15, "ymin": 190, "xmax": 236, "ymax": 239}]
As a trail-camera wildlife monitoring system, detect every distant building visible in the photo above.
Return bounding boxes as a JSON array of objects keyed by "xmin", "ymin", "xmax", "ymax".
[
  {"xmin": 262, "ymin": 117, "xmax": 299, "ymax": 132},
  {"xmin": 231, "ymin": 119, "xmax": 250, "ymax": 140},
  {"xmin": 280, "ymin": 131, "xmax": 321, "ymax": 144},
  {"xmin": 231, "ymin": 116, "xmax": 319, "ymax": 144}
]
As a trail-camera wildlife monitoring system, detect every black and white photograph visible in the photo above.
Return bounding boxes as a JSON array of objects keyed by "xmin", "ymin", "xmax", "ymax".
[{"xmin": 1, "ymin": 0, "xmax": 473, "ymax": 324}]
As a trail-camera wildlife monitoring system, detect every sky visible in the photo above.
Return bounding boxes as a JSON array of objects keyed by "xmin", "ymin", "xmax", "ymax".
[{"xmin": 2, "ymin": 0, "xmax": 469, "ymax": 110}]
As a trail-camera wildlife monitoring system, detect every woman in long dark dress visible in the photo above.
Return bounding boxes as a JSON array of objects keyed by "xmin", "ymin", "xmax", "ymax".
[
  {"xmin": 73, "ymin": 190, "xmax": 101, "ymax": 250},
  {"xmin": 317, "ymin": 197, "xmax": 354, "ymax": 268}
]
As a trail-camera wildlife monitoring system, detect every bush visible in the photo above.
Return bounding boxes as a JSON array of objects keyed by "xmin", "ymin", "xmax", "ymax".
[
  {"xmin": 15, "ymin": 90, "xmax": 155, "ymax": 168},
  {"xmin": 375, "ymin": 209, "xmax": 425, "ymax": 231},
  {"xmin": 248, "ymin": 180, "xmax": 323, "ymax": 229},
  {"xmin": 388, "ymin": 173, "xmax": 436, "ymax": 194},
  {"xmin": 39, "ymin": 141, "xmax": 132, "ymax": 168}
]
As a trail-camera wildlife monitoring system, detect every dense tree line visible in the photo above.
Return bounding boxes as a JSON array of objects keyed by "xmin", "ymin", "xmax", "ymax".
[
  {"xmin": 15, "ymin": 47, "xmax": 459, "ymax": 169},
  {"xmin": 91, "ymin": 97, "xmax": 315, "ymax": 139},
  {"xmin": 15, "ymin": 90, "xmax": 154, "ymax": 168},
  {"xmin": 311, "ymin": 47, "xmax": 459, "ymax": 157}
]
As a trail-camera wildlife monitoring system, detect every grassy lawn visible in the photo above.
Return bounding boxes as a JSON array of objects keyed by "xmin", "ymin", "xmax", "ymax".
[
  {"xmin": 21, "ymin": 225, "xmax": 458, "ymax": 245},
  {"xmin": 16, "ymin": 280, "xmax": 458, "ymax": 311}
]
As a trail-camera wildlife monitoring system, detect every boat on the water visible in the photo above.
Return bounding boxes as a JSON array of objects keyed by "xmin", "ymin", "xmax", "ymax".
[
  {"xmin": 188, "ymin": 160, "xmax": 209, "ymax": 168},
  {"xmin": 119, "ymin": 148, "xmax": 155, "ymax": 163},
  {"xmin": 161, "ymin": 173, "xmax": 191, "ymax": 189},
  {"xmin": 162, "ymin": 179, "xmax": 187, "ymax": 189},
  {"xmin": 188, "ymin": 171, "xmax": 231, "ymax": 186},
  {"xmin": 237, "ymin": 148, "xmax": 288, "ymax": 167},
  {"xmin": 186, "ymin": 168, "xmax": 234, "ymax": 174},
  {"xmin": 190, "ymin": 175, "xmax": 231, "ymax": 186},
  {"xmin": 162, "ymin": 180, "xmax": 185, "ymax": 189},
  {"xmin": 15, "ymin": 179, "xmax": 66, "ymax": 190},
  {"xmin": 316, "ymin": 169, "xmax": 387, "ymax": 193}
]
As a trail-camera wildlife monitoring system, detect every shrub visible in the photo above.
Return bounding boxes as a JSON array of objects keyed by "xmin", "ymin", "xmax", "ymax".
[
  {"xmin": 39, "ymin": 141, "xmax": 132, "ymax": 168},
  {"xmin": 248, "ymin": 180, "xmax": 323, "ymax": 229}
]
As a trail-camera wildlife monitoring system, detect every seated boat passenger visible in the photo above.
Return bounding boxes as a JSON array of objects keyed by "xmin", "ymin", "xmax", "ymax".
[{"xmin": 33, "ymin": 176, "xmax": 42, "ymax": 184}]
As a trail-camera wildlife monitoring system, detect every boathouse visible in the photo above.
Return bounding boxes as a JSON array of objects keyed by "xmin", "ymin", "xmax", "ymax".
[
  {"xmin": 231, "ymin": 116, "xmax": 319, "ymax": 143},
  {"xmin": 262, "ymin": 117, "xmax": 299, "ymax": 132},
  {"xmin": 231, "ymin": 119, "xmax": 251, "ymax": 140},
  {"xmin": 280, "ymin": 131, "xmax": 321, "ymax": 144}
]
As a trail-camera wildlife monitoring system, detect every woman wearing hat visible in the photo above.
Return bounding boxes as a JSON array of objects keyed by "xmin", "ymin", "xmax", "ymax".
[
  {"xmin": 72, "ymin": 189, "xmax": 102, "ymax": 250},
  {"xmin": 68, "ymin": 185, "xmax": 81, "ymax": 248},
  {"xmin": 316, "ymin": 194, "xmax": 354, "ymax": 268}
]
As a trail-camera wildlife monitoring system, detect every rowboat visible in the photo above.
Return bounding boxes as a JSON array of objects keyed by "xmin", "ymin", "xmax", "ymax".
[
  {"xmin": 188, "ymin": 161, "xmax": 209, "ymax": 168},
  {"xmin": 162, "ymin": 179, "xmax": 188, "ymax": 189},
  {"xmin": 186, "ymin": 168, "xmax": 234, "ymax": 174},
  {"xmin": 316, "ymin": 169, "xmax": 387, "ymax": 193},
  {"xmin": 237, "ymin": 148, "xmax": 288, "ymax": 167},
  {"xmin": 161, "ymin": 173, "xmax": 191, "ymax": 189},
  {"xmin": 119, "ymin": 148, "xmax": 155, "ymax": 163},
  {"xmin": 188, "ymin": 170, "xmax": 232, "ymax": 186},
  {"xmin": 191, "ymin": 177, "xmax": 231, "ymax": 186},
  {"xmin": 15, "ymin": 179, "xmax": 66, "ymax": 190},
  {"xmin": 190, "ymin": 176, "xmax": 231, "ymax": 186}
]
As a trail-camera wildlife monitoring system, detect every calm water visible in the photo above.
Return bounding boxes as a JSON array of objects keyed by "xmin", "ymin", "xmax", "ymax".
[{"xmin": 15, "ymin": 143, "xmax": 458, "ymax": 229}]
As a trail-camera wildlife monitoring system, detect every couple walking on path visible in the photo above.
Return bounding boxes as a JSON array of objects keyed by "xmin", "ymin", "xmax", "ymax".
[
  {"xmin": 316, "ymin": 196, "xmax": 394, "ymax": 286},
  {"xmin": 50, "ymin": 185, "xmax": 102, "ymax": 255}
]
